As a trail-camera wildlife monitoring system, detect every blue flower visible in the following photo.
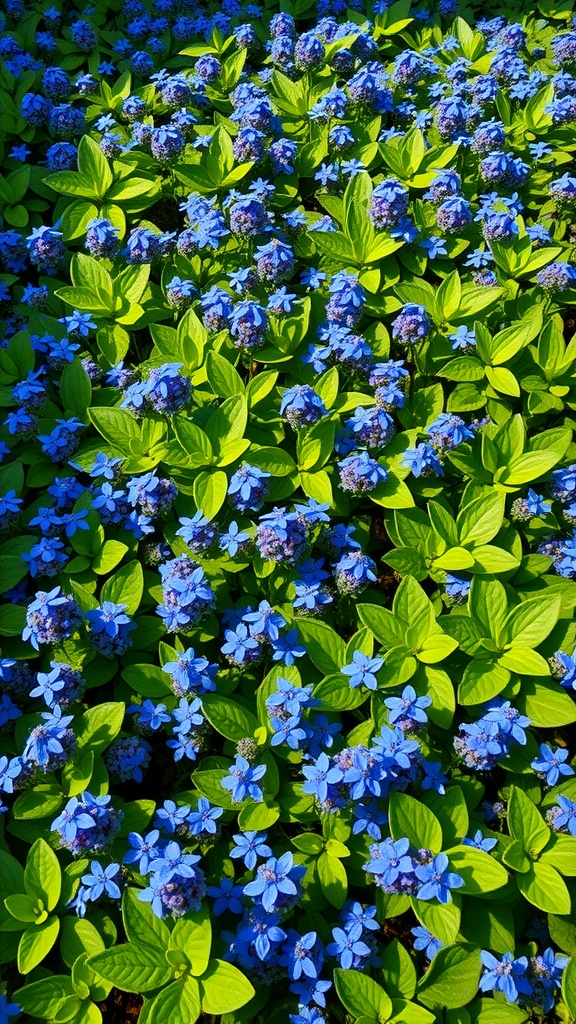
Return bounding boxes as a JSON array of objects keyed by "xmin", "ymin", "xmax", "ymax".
[
  {"xmin": 341, "ymin": 651, "xmax": 384, "ymax": 691},
  {"xmin": 0, "ymin": 756, "xmax": 26, "ymax": 795},
  {"xmin": 327, "ymin": 927, "xmax": 371, "ymax": 969},
  {"xmin": 403, "ymin": 443, "xmax": 444, "ymax": 479},
  {"xmin": 553, "ymin": 649, "xmax": 576, "ymax": 690},
  {"xmin": 85, "ymin": 452, "xmax": 124, "ymax": 481},
  {"xmin": 528, "ymin": 947, "xmax": 568, "ymax": 1012},
  {"xmin": 242, "ymin": 600, "xmax": 286, "ymax": 641},
  {"xmin": 341, "ymin": 901, "xmax": 379, "ymax": 939},
  {"xmin": 9, "ymin": 144, "xmax": 30, "ymax": 162},
  {"xmin": 465, "ymin": 244, "xmax": 496, "ymax": 272},
  {"xmin": 221, "ymin": 756, "xmax": 267, "ymax": 803},
  {"xmin": 38, "ymin": 418, "xmax": 84, "ymax": 461},
  {"xmin": 138, "ymin": 865, "xmax": 204, "ymax": 919},
  {"xmin": 59, "ymin": 309, "xmax": 97, "ymax": 336},
  {"xmin": 552, "ymin": 794, "xmax": 576, "ymax": 835},
  {"xmin": 81, "ymin": 862, "xmax": 122, "ymax": 901},
  {"xmin": 268, "ymin": 286, "xmax": 296, "ymax": 315},
  {"xmin": 230, "ymin": 831, "xmax": 272, "ymax": 870},
  {"xmin": 415, "ymin": 853, "xmax": 464, "ymax": 904},
  {"xmin": 479, "ymin": 951, "xmax": 532, "ymax": 1003},
  {"xmin": 237, "ymin": 905, "xmax": 287, "ymax": 960},
  {"xmin": 206, "ymin": 877, "xmax": 244, "ymax": 915},
  {"xmin": 243, "ymin": 851, "xmax": 305, "ymax": 912},
  {"xmin": 294, "ymin": 499, "xmax": 331, "ymax": 524},
  {"xmin": 338, "ymin": 452, "xmax": 387, "ymax": 495},
  {"xmin": 0, "ymin": 993, "xmax": 21, "ymax": 1022},
  {"xmin": 529, "ymin": 141, "xmax": 552, "ymax": 159},
  {"xmin": 305, "ymin": 714, "xmax": 341, "ymax": 758},
  {"xmin": 343, "ymin": 747, "xmax": 387, "ymax": 801},
  {"xmin": 412, "ymin": 925, "xmax": 444, "ymax": 960},
  {"xmin": 270, "ymin": 715, "xmax": 308, "ymax": 750},
  {"xmin": 219, "ymin": 521, "xmax": 249, "ymax": 556},
  {"xmin": 314, "ymin": 162, "xmax": 339, "ymax": 186},
  {"xmin": 171, "ymin": 697, "xmax": 204, "ymax": 739},
  {"xmin": 221, "ymin": 623, "xmax": 261, "ymax": 666},
  {"xmin": 175, "ymin": 512, "xmax": 218, "ymax": 557},
  {"xmin": 151, "ymin": 840, "xmax": 200, "ymax": 883},
  {"xmin": 352, "ymin": 800, "xmax": 388, "ymax": 841},
  {"xmin": 290, "ymin": 978, "xmax": 332, "ymax": 1011},
  {"xmin": 186, "ymin": 797, "xmax": 223, "ymax": 837},
  {"xmin": 266, "ymin": 677, "xmax": 315, "ymax": 718},
  {"xmin": 525, "ymin": 489, "xmax": 551, "ymax": 515},
  {"xmin": 0, "ymin": 695, "xmax": 19, "ymax": 729},
  {"xmin": 280, "ymin": 385, "xmax": 326, "ymax": 431},
  {"xmin": 420, "ymin": 235, "xmax": 448, "ymax": 259},
  {"xmin": 385, "ymin": 685, "xmax": 431, "ymax": 727},
  {"xmin": 531, "ymin": 743, "xmax": 574, "ymax": 786},
  {"xmin": 228, "ymin": 463, "xmax": 270, "ymax": 512},
  {"xmin": 270, "ymin": 629, "xmax": 307, "ymax": 666},
  {"xmin": 51, "ymin": 792, "xmax": 120, "ymax": 855},
  {"xmin": 123, "ymin": 830, "xmax": 161, "ymax": 873},
  {"xmin": 281, "ymin": 930, "xmax": 319, "ymax": 980},
  {"xmin": 62, "ymin": 509, "xmax": 89, "ymax": 537},
  {"xmin": 128, "ymin": 699, "xmax": 170, "ymax": 731},
  {"xmin": 463, "ymin": 830, "xmax": 498, "ymax": 852},
  {"xmin": 289, "ymin": 1009, "xmax": 325, "ymax": 1024},
  {"xmin": 162, "ymin": 648, "xmax": 217, "ymax": 696},
  {"xmin": 300, "ymin": 268, "xmax": 326, "ymax": 289},
  {"xmin": 373, "ymin": 725, "xmax": 420, "ymax": 769},
  {"xmin": 421, "ymin": 761, "xmax": 448, "ymax": 795},
  {"xmin": 445, "ymin": 573, "xmax": 472, "ymax": 602},
  {"xmin": 24, "ymin": 706, "xmax": 74, "ymax": 768},
  {"xmin": 325, "ymin": 523, "xmax": 361, "ymax": 553},
  {"xmin": 154, "ymin": 800, "xmax": 190, "ymax": 834},
  {"xmin": 86, "ymin": 602, "xmax": 136, "ymax": 657},
  {"xmin": 334, "ymin": 551, "xmax": 377, "ymax": 595},
  {"xmin": 365, "ymin": 837, "xmax": 414, "ymax": 888},
  {"xmin": 483, "ymin": 701, "xmax": 530, "ymax": 746},
  {"xmin": 427, "ymin": 413, "xmax": 475, "ymax": 450},
  {"xmin": 30, "ymin": 662, "xmax": 83, "ymax": 708},
  {"xmin": 167, "ymin": 733, "xmax": 201, "ymax": 763},
  {"xmin": 449, "ymin": 326, "xmax": 476, "ymax": 351},
  {"xmin": 293, "ymin": 580, "xmax": 332, "ymax": 613},
  {"xmin": 302, "ymin": 753, "xmax": 344, "ymax": 803}
]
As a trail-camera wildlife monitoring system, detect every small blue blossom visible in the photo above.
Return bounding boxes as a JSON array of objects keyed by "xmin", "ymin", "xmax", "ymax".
[
  {"xmin": 221, "ymin": 756, "xmax": 267, "ymax": 803},
  {"xmin": 415, "ymin": 853, "xmax": 464, "ymax": 904},
  {"xmin": 385, "ymin": 685, "xmax": 431, "ymax": 728},
  {"xmin": 81, "ymin": 862, "xmax": 122, "ymax": 901},
  {"xmin": 463, "ymin": 830, "xmax": 498, "ymax": 852},
  {"xmin": 412, "ymin": 926, "xmax": 444, "ymax": 960},
  {"xmin": 230, "ymin": 831, "xmax": 272, "ymax": 870},
  {"xmin": 479, "ymin": 951, "xmax": 532, "ymax": 1003},
  {"xmin": 186, "ymin": 797, "xmax": 223, "ymax": 837},
  {"xmin": 341, "ymin": 651, "xmax": 384, "ymax": 691},
  {"xmin": 531, "ymin": 743, "xmax": 574, "ymax": 786},
  {"xmin": 207, "ymin": 877, "xmax": 244, "ymax": 915}
]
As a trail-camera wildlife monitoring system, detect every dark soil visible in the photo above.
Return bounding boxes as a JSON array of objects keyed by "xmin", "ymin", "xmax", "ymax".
[{"xmin": 98, "ymin": 988, "xmax": 143, "ymax": 1023}]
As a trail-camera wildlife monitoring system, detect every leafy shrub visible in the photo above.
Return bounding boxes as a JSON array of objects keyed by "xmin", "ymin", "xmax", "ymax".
[{"xmin": 2, "ymin": 0, "xmax": 576, "ymax": 1023}]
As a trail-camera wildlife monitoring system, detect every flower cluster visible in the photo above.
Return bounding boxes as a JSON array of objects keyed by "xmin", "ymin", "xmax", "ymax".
[
  {"xmin": 365, "ymin": 840, "xmax": 464, "ymax": 904},
  {"xmin": 454, "ymin": 702, "xmax": 530, "ymax": 770}
]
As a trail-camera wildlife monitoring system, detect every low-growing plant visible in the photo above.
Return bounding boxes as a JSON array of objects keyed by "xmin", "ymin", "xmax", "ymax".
[{"xmin": 2, "ymin": 0, "xmax": 576, "ymax": 1022}]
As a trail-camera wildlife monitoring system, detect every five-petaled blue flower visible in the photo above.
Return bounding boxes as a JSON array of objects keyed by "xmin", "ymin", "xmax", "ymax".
[
  {"xmin": 341, "ymin": 651, "xmax": 384, "ymax": 691},
  {"xmin": 531, "ymin": 743, "xmax": 574, "ymax": 786},
  {"xmin": 415, "ymin": 853, "xmax": 464, "ymax": 904},
  {"xmin": 479, "ymin": 951, "xmax": 532, "ymax": 1003},
  {"xmin": 221, "ymin": 756, "xmax": 267, "ymax": 803}
]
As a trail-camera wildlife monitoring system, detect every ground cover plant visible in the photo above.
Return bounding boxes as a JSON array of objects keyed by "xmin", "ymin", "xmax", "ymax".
[{"xmin": 4, "ymin": 0, "xmax": 576, "ymax": 1021}]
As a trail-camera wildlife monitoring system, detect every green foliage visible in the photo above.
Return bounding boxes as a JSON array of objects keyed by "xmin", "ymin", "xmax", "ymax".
[{"xmin": 4, "ymin": 3, "xmax": 576, "ymax": 1024}]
